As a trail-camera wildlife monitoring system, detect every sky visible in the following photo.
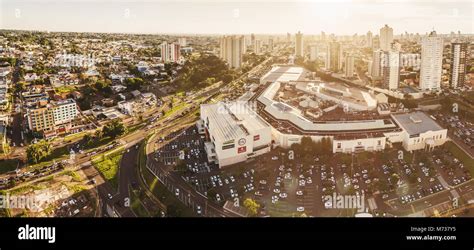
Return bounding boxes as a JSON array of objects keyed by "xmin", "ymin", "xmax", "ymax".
[{"xmin": 0, "ymin": 0, "xmax": 473, "ymax": 35}]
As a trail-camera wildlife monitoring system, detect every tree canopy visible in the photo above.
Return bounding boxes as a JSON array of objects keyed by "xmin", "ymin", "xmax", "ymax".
[
  {"xmin": 176, "ymin": 53, "xmax": 235, "ymax": 90},
  {"xmin": 243, "ymin": 198, "xmax": 260, "ymax": 216},
  {"xmin": 102, "ymin": 120, "xmax": 126, "ymax": 139},
  {"xmin": 26, "ymin": 140, "xmax": 52, "ymax": 164}
]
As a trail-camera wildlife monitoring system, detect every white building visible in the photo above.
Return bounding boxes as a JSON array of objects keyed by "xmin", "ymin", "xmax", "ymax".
[
  {"xmin": 117, "ymin": 101, "xmax": 135, "ymax": 115},
  {"xmin": 160, "ymin": 42, "xmax": 181, "ymax": 63},
  {"xmin": 53, "ymin": 99, "xmax": 79, "ymax": 126},
  {"xmin": 450, "ymin": 42, "xmax": 468, "ymax": 89},
  {"xmin": 268, "ymin": 38, "xmax": 274, "ymax": 52},
  {"xmin": 198, "ymin": 102, "xmax": 272, "ymax": 167},
  {"xmin": 366, "ymin": 31, "xmax": 373, "ymax": 48},
  {"xmin": 219, "ymin": 35, "xmax": 245, "ymax": 68},
  {"xmin": 371, "ymin": 50, "xmax": 383, "ymax": 78},
  {"xmin": 260, "ymin": 65, "xmax": 307, "ymax": 85},
  {"xmin": 400, "ymin": 53, "xmax": 421, "ymax": 68},
  {"xmin": 381, "ymin": 51, "xmax": 400, "ymax": 90},
  {"xmin": 26, "ymin": 98, "xmax": 79, "ymax": 136},
  {"xmin": 333, "ymin": 136, "xmax": 386, "ymax": 153},
  {"xmin": 326, "ymin": 42, "xmax": 342, "ymax": 72},
  {"xmin": 295, "ymin": 31, "xmax": 304, "ymax": 57},
  {"xmin": 169, "ymin": 43, "xmax": 181, "ymax": 63},
  {"xmin": 344, "ymin": 55, "xmax": 354, "ymax": 78},
  {"xmin": 254, "ymin": 39, "xmax": 262, "ymax": 55},
  {"xmin": 391, "ymin": 111, "xmax": 447, "ymax": 151},
  {"xmin": 379, "ymin": 24, "xmax": 394, "ymax": 51},
  {"xmin": 420, "ymin": 31, "xmax": 443, "ymax": 91},
  {"xmin": 310, "ymin": 45, "xmax": 318, "ymax": 62}
]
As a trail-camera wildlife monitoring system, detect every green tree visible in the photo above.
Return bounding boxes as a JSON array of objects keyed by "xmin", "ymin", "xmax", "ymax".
[
  {"xmin": 124, "ymin": 77, "xmax": 145, "ymax": 91},
  {"xmin": 243, "ymin": 198, "xmax": 260, "ymax": 216},
  {"xmin": 102, "ymin": 120, "xmax": 126, "ymax": 139},
  {"xmin": 389, "ymin": 173, "xmax": 400, "ymax": 187},
  {"xmin": 26, "ymin": 140, "xmax": 52, "ymax": 164},
  {"xmin": 222, "ymin": 74, "xmax": 234, "ymax": 84},
  {"xmin": 14, "ymin": 81, "xmax": 26, "ymax": 93},
  {"xmin": 94, "ymin": 80, "xmax": 112, "ymax": 94}
]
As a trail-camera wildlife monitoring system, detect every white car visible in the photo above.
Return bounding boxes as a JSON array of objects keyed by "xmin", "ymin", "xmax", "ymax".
[
  {"xmin": 273, "ymin": 188, "xmax": 281, "ymax": 194},
  {"xmin": 216, "ymin": 194, "xmax": 222, "ymax": 202},
  {"xmin": 107, "ymin": 193, "xmax": 113, "ymax": 199},
  {"xmin": 175, "ymin": 189, "xmax": 180, "ymax": 196},
  {"xmin": 296, "ymin": 207, "xmax": 305, "ymax": 212},
  {"xmin": 196, "ymin": 206, "xmax": 202, "ymax": 215},
  {"xmin": 296, "ymin": 190, "xmax": 303, "ymax": 196},
  {"xmin": 271, "ymin": 156, "xmax": 278, "ymax": 160},
  {"xmin": 271, "ymin": 196, "xmax": 279, "ymax": 204},
  {"xmin": 279, "ymin": 192, "xmax": 288, "ymax": 199}
]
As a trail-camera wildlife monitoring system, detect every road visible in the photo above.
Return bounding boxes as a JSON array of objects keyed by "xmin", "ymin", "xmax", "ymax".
[
  {"xmin": 113, "ymin": 146, "xmax": 140, "ymax": 217},
  {"xmin": 79, "ymin": 139, "xmax": 146, "ymax": 217}
]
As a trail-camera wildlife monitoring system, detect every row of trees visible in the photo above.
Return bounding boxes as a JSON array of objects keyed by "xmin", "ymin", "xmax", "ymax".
[
  {"xmin": 26, "ymin": 120, "xmax": 126, "ymax": 164},
  {"xmin": 291, "ymin": 136, "xmax": 333, "ymax": 156},
  {"xmin": 82, "ymin": 120, "xmax": 126, "ymax": 147}
]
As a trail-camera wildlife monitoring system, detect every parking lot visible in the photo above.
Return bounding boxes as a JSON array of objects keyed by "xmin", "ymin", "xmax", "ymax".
[
  {"xmin": 153, "ymin": 126, "xmax": 213, "ymax": 171},
  {"xmin": 152, "ymin": 125, "xmax": 473, "ymax": 217},
  {"xmin": 434, "ymin": 113, "xmax": 474, "ymax": 149}
]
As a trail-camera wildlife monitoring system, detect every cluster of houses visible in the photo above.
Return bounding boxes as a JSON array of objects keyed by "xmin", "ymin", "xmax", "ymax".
[{"xmin": 0, "ymin": 33, "xmax": 198, "ymax": 143}]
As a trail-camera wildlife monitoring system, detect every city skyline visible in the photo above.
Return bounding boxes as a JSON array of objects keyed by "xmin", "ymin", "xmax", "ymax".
[{"xmin": 1, "ymin": 0, "xmax": 473, "ymax": 35}]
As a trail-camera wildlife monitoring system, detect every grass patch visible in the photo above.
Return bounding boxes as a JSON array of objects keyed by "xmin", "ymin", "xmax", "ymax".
[
  {"xmin": 126, "ymin": 123, "xmax": 145, "ymax": 134},
  {"xmin": 55, "ymin": 85, "xmax": 77, "ymax": 94},
  {"xmin": 444, "ymin": 141, "xmax": 474, "ymax": 176},
  {"xmin": 8, "ymin": 184, "xmax": 44, "ymax": 195},
  {"xmin": 63, "ymin": 131, "xmax": 89, "ymax": 143},
  {"xmin": 46, "ymin": 145, "xmax": 70, "ymax": 161},
  {"xmin": 64, "ymin": 170, "xmax": 82, "ymax": 182},
  {"xmin": 0, "ymin": 159, "xmax": 20, "ymax": 174},
  {"xmin": 83, "ymin": 136, "xmax": 114, "ymax": 151},
  {"xmin": 68, "ymin": 184, "xmax": 88, "ymax": 194},
  {"xmin": 130, "ymin": 188, "xmax": 151, "ymax": 217},
  {"xmin": 92, "ymin": 148, "xmax": 124, "ymax": 192},
  {"xmin": 163, "ymin": 102, "xmax": 189, "ymax": 118}
]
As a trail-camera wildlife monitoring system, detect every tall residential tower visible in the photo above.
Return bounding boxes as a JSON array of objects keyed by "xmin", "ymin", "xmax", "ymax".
[
  {"xmin": 219, "ymin": 35, "xmax": 245, "ymax": 68},
  {"xmin": 450, "ymin": 42, "xmax": 468, "ymax": 89},
  {"xmin": 420, "ymin": 31, "xmax": 443, "ymax": 91}
]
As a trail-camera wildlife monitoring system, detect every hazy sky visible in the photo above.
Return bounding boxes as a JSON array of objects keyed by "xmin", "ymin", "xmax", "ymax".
[{"xmin": 0, "ymin": 0, "xmax": 472, "ymax": 35}]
